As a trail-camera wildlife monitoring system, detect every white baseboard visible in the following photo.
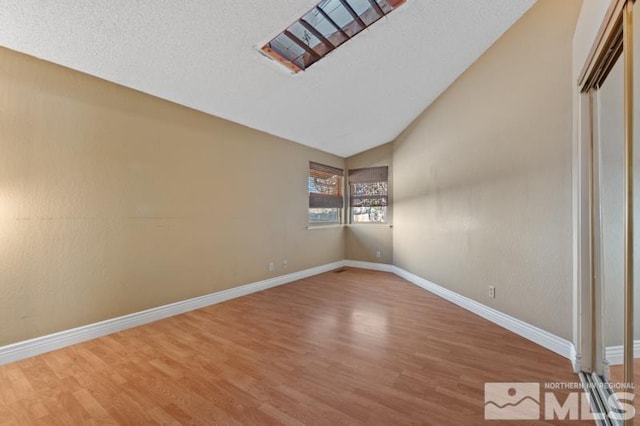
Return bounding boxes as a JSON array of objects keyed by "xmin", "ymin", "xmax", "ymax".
[
  {"xmin": 1, "ymin": 259, "xmax": 580, "ymax": 369},
  {"xmin": 0, "ymin": 260, "xmax": 345, "ymax": 366},
  {"xmin": 570, "ymin": 345, "xmax": 581, "ymax": 373},
  {"xmin": 605, "ymin": 341, "xmax": 640, "ymax": 366},
  {"xmin": 344, "ymin": 260, "xmax": 394, "ymax": 272},
  {"xmin": 392, "ymin": 266, "xmax": 576, "ymax": 362}
]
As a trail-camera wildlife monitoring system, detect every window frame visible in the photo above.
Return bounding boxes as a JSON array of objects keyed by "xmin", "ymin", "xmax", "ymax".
[
  {"xmin": 308, "ymin": 162, "xmax": 345, "ymax": 225},
  {"xmin": 348, "ymin": 166, "xmax": 389, "ymax": 224}
]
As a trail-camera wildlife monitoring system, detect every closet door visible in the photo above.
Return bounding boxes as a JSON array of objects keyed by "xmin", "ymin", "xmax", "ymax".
[
  {"xmin": 597, "ymin": 49, "xmax": 628, "ymax": 396},
  {"xmin": 579, "ymin": 2, "xmax": 637, "ymax": 424},
  {"xmin": 633, "ymin": 0, "xmax": 640, "ymax": 415}
]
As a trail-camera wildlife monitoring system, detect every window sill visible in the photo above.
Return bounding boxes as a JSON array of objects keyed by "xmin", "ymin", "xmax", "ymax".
[
  {"xmin": 306, "ymin": 224, "xmax": 344, "ymax": 230},
  {"xmin": 305, "ymin": 224, "xmax": 393, "ymax": 230}
]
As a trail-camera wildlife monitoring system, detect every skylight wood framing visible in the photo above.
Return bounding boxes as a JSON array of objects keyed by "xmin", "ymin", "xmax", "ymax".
[{"xmin": 261, "ymin": 0, "xmax": 406, "ymax": 73}]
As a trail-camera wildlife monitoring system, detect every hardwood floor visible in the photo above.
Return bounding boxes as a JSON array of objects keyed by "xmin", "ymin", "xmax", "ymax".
[{"xmin": 0, "ymin": 268, "xmax": 592, "ymax": 425}]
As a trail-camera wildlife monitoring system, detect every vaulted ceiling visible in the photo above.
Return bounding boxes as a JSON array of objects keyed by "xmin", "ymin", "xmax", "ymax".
[{"xmin": 0, "ymin": 0, "xmax": 535, "ymax": 157}]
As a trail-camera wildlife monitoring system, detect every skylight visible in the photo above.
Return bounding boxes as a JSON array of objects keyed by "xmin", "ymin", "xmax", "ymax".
[{"xmin": 261, "ymin": 0, "xmax": 406, "ymax": 73}]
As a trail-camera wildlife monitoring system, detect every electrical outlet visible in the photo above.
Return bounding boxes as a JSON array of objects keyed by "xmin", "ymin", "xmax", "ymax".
[
  {"xmin": 489, "ymin": 285, "xmax": 496, "ymax": 299},
  {"xmin": 268, "ymin": 262, "xmax": 274, "ymax": 272},
  {"xmin": 376, "ymin": 250, "xmax": 382, "ymax": 259},
  {"xmin": 282, "ymin": 259, "xmax": 288, "ymax": 269}
]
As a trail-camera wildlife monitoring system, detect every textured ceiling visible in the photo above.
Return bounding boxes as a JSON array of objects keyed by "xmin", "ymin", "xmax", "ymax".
[{"xmin": 0, "ymin": 0, "xmax": 535, "ymax": 157}]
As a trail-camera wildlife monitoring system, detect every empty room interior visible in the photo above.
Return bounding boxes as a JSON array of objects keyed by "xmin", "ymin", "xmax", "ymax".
[{"xmin": 2, "ymin": 0, "xmax": 640, "ymax": 424}]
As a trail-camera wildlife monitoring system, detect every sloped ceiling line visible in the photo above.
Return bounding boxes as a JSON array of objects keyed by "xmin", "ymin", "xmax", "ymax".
[{"xmin": 0, "ymin": 0, "xmax": 535, "ymax": 157}]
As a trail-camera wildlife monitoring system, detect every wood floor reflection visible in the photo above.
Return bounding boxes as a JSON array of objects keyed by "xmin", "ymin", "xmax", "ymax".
[
  {"xmin": 610, "ymin": 360, "xmax": 639, "ymax": 418},
  {"xmin": 0, "ymin": 268, "xmax": 591, "ymax": 425}
]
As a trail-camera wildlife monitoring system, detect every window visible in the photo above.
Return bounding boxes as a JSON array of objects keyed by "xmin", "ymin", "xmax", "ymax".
[
  {"xmin": 349, "ymin": 166, "xmax": 388, "ymax": 223},
  {"xmin": 261, "ymin": 0, "xmax": 407, "ymax": 73},
  {"xmin": 309, "ymin": 162, "xmax": 344, "ymax": 224}
]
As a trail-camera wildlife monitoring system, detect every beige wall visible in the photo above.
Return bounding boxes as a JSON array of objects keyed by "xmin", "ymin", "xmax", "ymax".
[
  {"xmin": 0, "ymin": 0, "xmax": 600, "ymax": 351},
  {"xmin": 0, "ymin": 47, "xmax": 345, "ymax": 346},
  {"xmin": 392, "ymin": 0, "xmax": 582, "ymax": 340},
  {"xmin": 345, "ymin": 143, "xmax": 393, "ymax": 264}
]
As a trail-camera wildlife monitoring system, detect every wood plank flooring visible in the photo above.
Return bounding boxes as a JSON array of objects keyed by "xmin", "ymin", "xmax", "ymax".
[{"xmin": 0, "ymin": 268, "xmax": 593, "ymax": 425}]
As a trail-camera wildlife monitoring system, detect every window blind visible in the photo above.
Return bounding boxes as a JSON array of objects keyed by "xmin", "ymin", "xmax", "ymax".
[
  {"xmin": 309, "ymin": 162, "xmax": 344, "ymax": 208},
  {"xmin": 349, "ymin": 166, "xmax": 388, "ymax": 207}
]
